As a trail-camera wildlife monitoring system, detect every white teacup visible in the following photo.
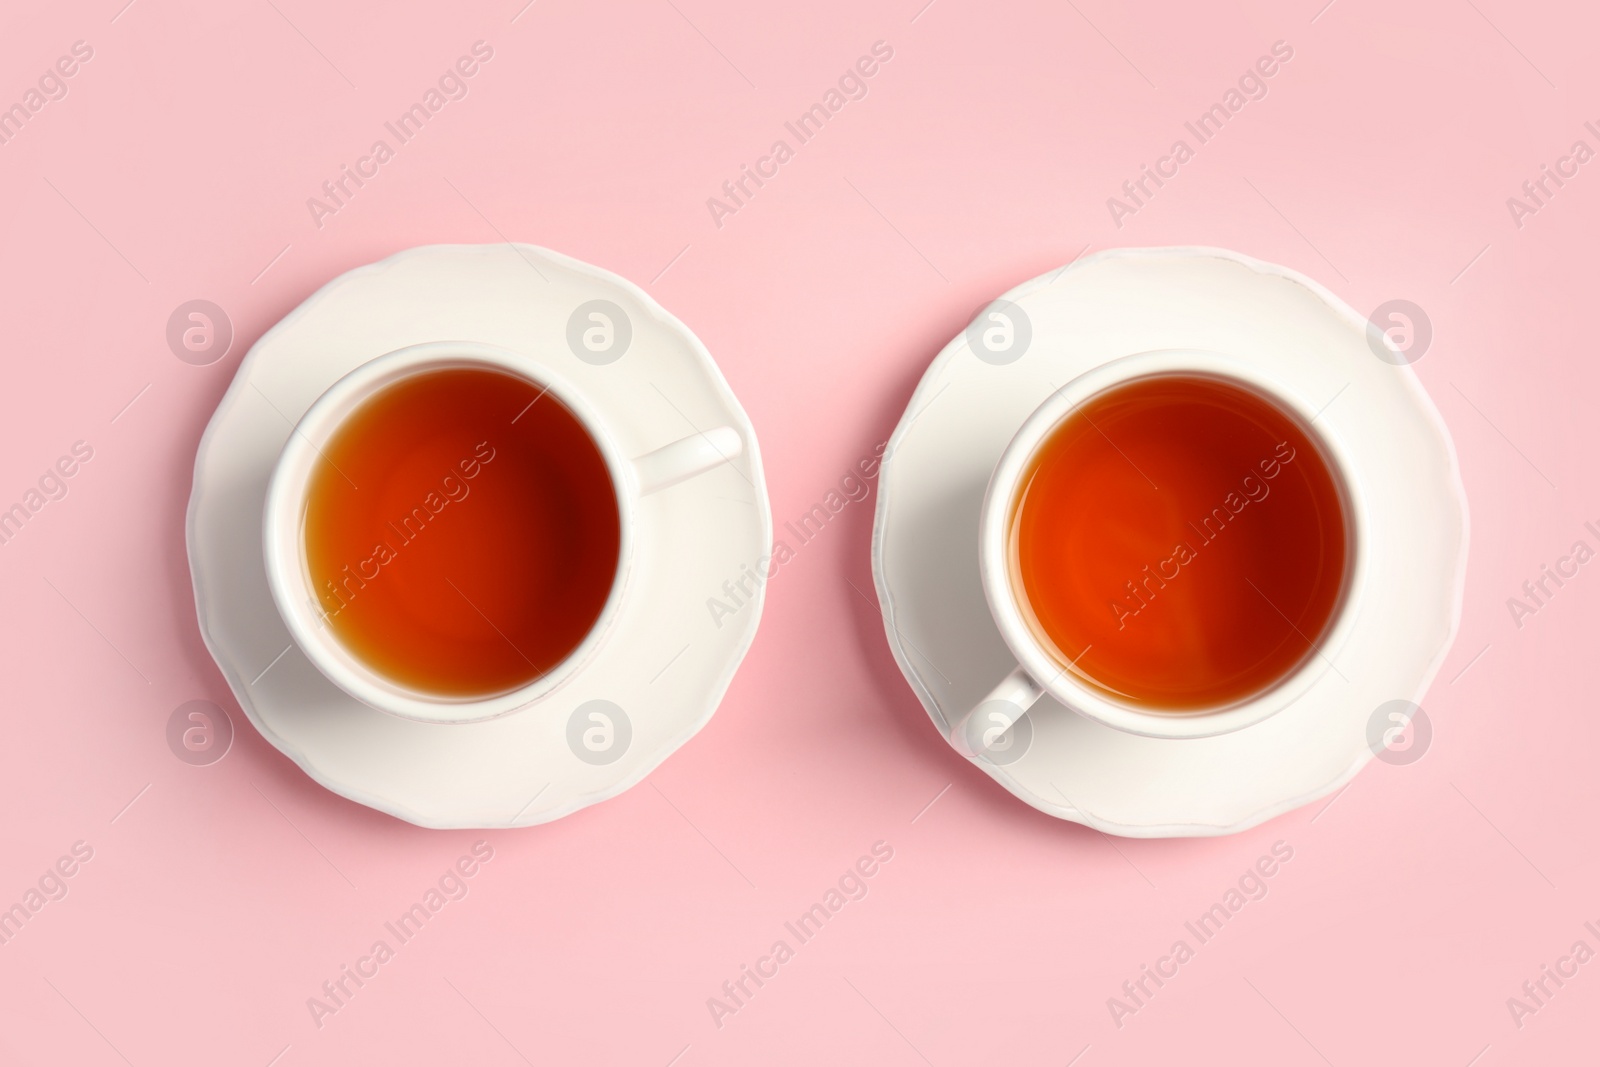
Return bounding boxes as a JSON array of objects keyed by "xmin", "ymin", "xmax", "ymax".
[
  {"xmin": 951, "ymin": 349, "xmax": 1367, "ymax": 756},
  {"xmin": 263, "ymin": 341, "xmax": 741, "ymax": 725}
]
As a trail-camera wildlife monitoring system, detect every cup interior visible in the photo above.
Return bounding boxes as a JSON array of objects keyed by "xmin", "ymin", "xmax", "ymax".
[
  {"xmin": 262, "ymin": 342, "xmax": 634, "ymax": 725},
  {"xmin": 981, "ymin": 350, "xmax": 1364, "ymax": 739}
]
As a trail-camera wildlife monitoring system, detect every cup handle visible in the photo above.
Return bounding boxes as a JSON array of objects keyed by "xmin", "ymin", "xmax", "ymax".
[
  {"xmin": 631, "ymin": 426, "xmax": 743, "ymax": 496},
  {"xmin": 950, "ymin": 665, "xmax": 1046, "ymax": 758}
]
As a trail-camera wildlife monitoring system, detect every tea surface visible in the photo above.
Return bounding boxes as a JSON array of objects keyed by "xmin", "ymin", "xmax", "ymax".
[
  {"xmin": 303, "ymin": 367, "xmax": 621, "ymax": 697},
  {"xmin": 1010, "ymin": 374, "xmax": 1347, "ymax": 710}
]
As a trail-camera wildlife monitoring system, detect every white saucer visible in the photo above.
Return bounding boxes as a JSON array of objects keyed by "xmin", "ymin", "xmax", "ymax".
[
  {"xmin": 871, "ymin": 247, "xmax": 1468, "ymax": 838},
  {"xmin": 187, "ymin": 244, "xmax": 771, "ymax": 828}
]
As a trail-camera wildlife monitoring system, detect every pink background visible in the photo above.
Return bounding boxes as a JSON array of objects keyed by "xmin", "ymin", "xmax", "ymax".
[{"xmin": 0, "ymin": 0, "xmax": 1594, "ymax": 1062}]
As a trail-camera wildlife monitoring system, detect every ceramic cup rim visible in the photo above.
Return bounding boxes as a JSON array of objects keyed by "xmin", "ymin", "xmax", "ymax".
[
  {"xmin": 262, "ymin": 340, "xmax": 634, "ymax": 726},
  {"xmin": 977, "ymin": 348, "xmax": 1368, "ymax": 740}
]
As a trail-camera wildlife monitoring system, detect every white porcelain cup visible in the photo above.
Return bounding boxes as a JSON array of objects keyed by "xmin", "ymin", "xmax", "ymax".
[
  {"xmin": 951, "ymin": 349, "xmax": 1366, "ymax": 757},
  {"xmin": 263, "ymin": 340, "xmax": 742, "ymax": 725}
]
